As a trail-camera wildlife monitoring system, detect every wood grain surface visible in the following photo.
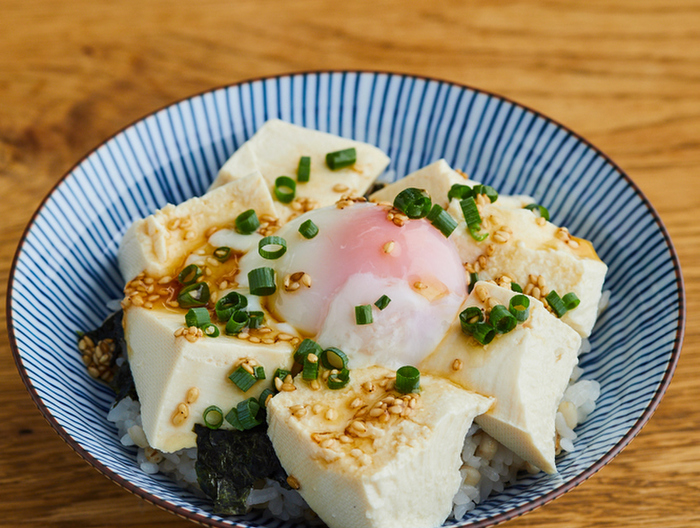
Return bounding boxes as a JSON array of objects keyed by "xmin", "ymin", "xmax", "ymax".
[{"xmin": 2, "ymin": 0, "xmax": 698, "ymax": 526}]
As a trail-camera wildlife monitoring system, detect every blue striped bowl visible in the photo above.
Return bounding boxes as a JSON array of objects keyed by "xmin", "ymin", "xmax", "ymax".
[{"xmin": 8, "ymin": 72, "xmax": 684, "ymax": 527}]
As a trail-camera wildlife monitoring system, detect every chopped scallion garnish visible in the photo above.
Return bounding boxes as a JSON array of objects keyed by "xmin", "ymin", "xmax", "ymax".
[
  {"xmin": 177, "ymin": 282, "xmax": 210, "ymax": 308},
  {"xmin": 185, "ymin": 307, "xmax": 210, "ymax": 328},
  {"xmin": 178, "ymin": 264, "xmax": 202, "ymax": 285},
  {"xmin": 236, "ymin": 398, "xmax": 263, "ymax": 429},
  {"xmin": 448, "ymin": 184, "xmax": 473, "ymax": 202},
  {"xmin": 459, "ymin": 306, "xmax": 484, "ymax": 330},
  {"xmin": 294, "ymin": 338, "xmax": 323, "ymax": 365},
  {"xmin": 524, "ymin": 203, "xmax": 550, "ymax": 221},
  {"xmin": 235, "ymin": 209, "xmax": 260, "ymax": 234},
  {"xmin": 302, "ymin": 355, "xmax": 319, "ymax": 380},
  {"xmin": 202, "ymin": 323, "xmax": 220, "ymax": 338},
  {"xmin": 426, "ymin": 204, "xmax": 458, "ymax": 237},
  {"xmin": 563, "ymin": 292, "xmax": 581, "ymax": 311},
  {"xmin": 327, "ymin": 368, "xmax": 350, "ymax": 389},
  {"xmin": 393, "ymin": 187, "xmax": 432, "ymax": 219},
  {"xmin": 374, "ymin": 294, "xmax": 391, "ymax": 310},
  {"xmin": 248, "ymin": 267, "xmax": 276, "ymax": 296},
  {"xmin": 225, "ymin": 310, "xmax": 249, "ymax": 335},
  {"xmin": 224, "ymin": 407, "xmax": 242, "ymax": 429},
  {"xmin": 247, "ymin": 311, "xmax": 265, "ymax": 329},
  {"xmin": 215, "ymin": 291, "xmax": 247, "ymax": 321},
  {"xmin": 258, "ymin": 235, "xmax": 287, "ymax": 260},
  {"xmin": 253, "ymin": 365, "xmax": 266, "ymax": 380},
  {"xmin": 297, "ymin": 156, "xmax": 311, "ymax": 182},
  {"xmin": 274, "ymin": 176, "xmax": 296, "ymax": 204},
  {"xmin": 471, "ymin": 184, "xmax": 499, "ymax": 203},
  {"xmin": 320, "ymin": 347, "xmax": 348, "ymax": 370},
  {"xmin": 274, "ymin": 368, "xmax": 291, "ymax": 382},
  {"xmin": 202, "ymin": 405, "xmax": 224, "ymax": 429},
  {"xmin": 511, "ymin": 282, "xmax": 523, "ymax": 293},
  {"xmin": 259, "ymin": 388, "xmax": 275, "ymax": 407},
  {"xmin": 229, "ymin": 365, "xmax": 258, "ymax": 392},
  {"xmin": 355, "ymin": 304, "xmax": 373, "ymax": 325},
  {"xmin": 489, "ymin": 305, "xmax": 517, "ymax": 334},
  {"xmin": 469, "ymin": 322, "xmax": 497, "ymax": 345},
  {"xmin": 299, "ymin": 219, "xmax": 319, "ymax": 239},
  {"xmin": 509, "ymin": 294, "xmax": 530, "ymax": 322},
  {"xmin": 395, "ymin": 366, "xmax": 420, "ymax": 394},
  {"xmin": 213, "ymin": 246, "xmax": 231, "ymax": 262},
  {"xmin": 545, "ymin": 290, "xmax": 568, "ymax": 318},
  {"xmin": 325, "ymin": 148, "xmax": 356, "ymax": 170},
  {"xmin": 468, "ymin": 272, "xmax": 479, "ymax": 293},
  {"xmin": 460, "ymin": 197, "xmax": 482, "ymax": 227}
]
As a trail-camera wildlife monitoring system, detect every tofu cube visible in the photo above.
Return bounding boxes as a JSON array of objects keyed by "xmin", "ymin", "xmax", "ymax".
[{"xmin": 267, "ymin": 366, "xmax": 493, "ymax": 528}]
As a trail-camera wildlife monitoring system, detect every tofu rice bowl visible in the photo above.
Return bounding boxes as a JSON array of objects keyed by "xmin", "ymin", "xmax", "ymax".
[{"xmin": 78, "ymin": 119, "xmax": 607, "ymax": 528}]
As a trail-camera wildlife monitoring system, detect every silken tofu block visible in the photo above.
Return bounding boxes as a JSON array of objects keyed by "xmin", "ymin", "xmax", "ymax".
[
  {"xmin": 420, "ymin": 282, "xmax": 580, "ymax": 473},
  {"xmin": 369, "ymin": 159, "xmax": 534, "ymax": 210},
  {"xmin": 209, "ymin": 119, "xmax": 390, "ymax": 222},
  {"xmin": 124, "ymin": 307, "xmax": 294, "ymax": 452},
  {"xmin": 267, "ymin": 366, "xmax": 494, "ymax": 528},
  {"xmin": 118, "ymin": 170, "xmax": 276, "ymax": 283},
  {"xmin": 447, "ymin": 198, "xmax": 607, "ymax": 338}
]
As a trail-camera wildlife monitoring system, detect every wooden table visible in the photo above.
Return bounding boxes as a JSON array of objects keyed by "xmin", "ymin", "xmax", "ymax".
[{"xmin": 2, "ymin": 0, "xmax": 698, "ymax": 526}]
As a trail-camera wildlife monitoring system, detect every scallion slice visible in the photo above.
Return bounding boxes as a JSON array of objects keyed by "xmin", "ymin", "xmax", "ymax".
[
  {"xmin": 374, "ymin": 294, "xmax": 391, "ymax": 310},
  {"xmin": 393, "ymin": 187, "xmax": 432, "ymax": 219},
  {"xmin": 524, "ymin": 203, "xmax": 550, "ymax": 221},
  {"xmin": 224, "ymin": 407, "xmax": 242, "ymax": 430},
  {"xmin": 259, "ymin": 388, "xmax": 275, "ymax": 408},
  {"xmin": 327, "ymin": 368, "xmax": 350, "ymax": 390},
  {"xmin": 325, "ymin": 148, "xmax": 356, "ymax": 170},
  {"xmin": 294, "ymin": 338, "xmax": 323, "ymax": 365},
  {"xmin": 545, "ymin": 290, "xmax": 568, "ymax": 318},
  {"xmin": 248, "ymin": 267, "xmax": 276, "ymax": 296},
  {"xmin": 460, "ymin": 197, "xmax": 482, "ymax": 227},
  {"xmin": 448, "ymin": 184, "xmax": 473, "ymax": 202},
  {"xmin": 274, "ymin": 368, "xmax": 291, "ymax": 382},
  {"xmin": 426, "ymin": 204, "xmax": 458, "ymax": 237},
  {"xmin": 235, "ymin": 209, "xmax": 260, "ymax": 234},
  {"xmin": 459, "ymin": 306, "xmax": 484, "ymax": 332},
  {"xmin": 469, "ymin": 322, "xmax": 497, "ymax": 345},
  {"xmin": 274, "ymin": 176, "xmax": 296, "ymax": 204},
  {"xmin": 202, "ymin": 405, "xmax": 224, "ymax": 429},
  {"xmin": 236, "ymin": 398, "xmax": 263, "ymax": 429},
  {"xmin": 202, "ymin": 323, "xmax": 220, "ymax": 338},
  {"xmin": 320, "ymin": 347, "xmax": 348, "ymax": 370},
  {"xmin": 297, "ymin": 155, "xmax": 311, "ymax": 182},
  {"xmin": 468, "ymin": 272, "xmax": 479, "ymax": 293},
  {"xmin": 178, "ymin": 264, "xmax": 202, "ymax": 285},
  {"xmin": 213, "ymin": 246, "xmax": 231, "ymax": 262},
  {"xmin": 215, "ymin": 291, "xmax": 247, "ymax": 321},
  {"xmin": 489, "ymin": 305, "xmax": 517, "ymax": 334},
  {"xmin": 563, "ymin": 292, "xmax": 581, "ymax": 310},
  {"xmin": 395, "ymin": 366, "xmax": 420, "ymax": 394},
  {"xmin": 177, "ymin": 282, "xmax": 210, "ymax": 308},
  {"xmin": 253, "ymin": 365, "xmax": 266, "ymax": 380},
  {"xmin": 299, "ymin": 219, "xmax": 319, "ymax": 239},
  {"xmin": 225, "ymin": 310, "xmax": 249, "ymax": 335},
  {"xmin": 302, "ymin": 355, "xmax": 319, "ymax": 380},
  {"xmin": 247, "ymin": 311, "xmax": 265, "ymax": 329},
  {"xmin": 185, "ymin": 307, "xmax": 210, "ymax": 328},
  {"xmin": 472, "ymin": 184, "xmax": 499, "ymax": 203},
  {"xmin": 511, "ymin": 282, "xmax": 523, "ymax": 293},
  {"xmin": 355, "ymin": 304, "xmax": 373, "ymax": 325},
  {"xmin": 229, "ymin": 365, "xmax": 258, "ymax": 392},
  {"xmin": 259, "ymin": 235, "xmax": 287, "ymax": 259},
  {"xmin": 509, "ymin": 294, "xmax": 530, "ymax": 322}
]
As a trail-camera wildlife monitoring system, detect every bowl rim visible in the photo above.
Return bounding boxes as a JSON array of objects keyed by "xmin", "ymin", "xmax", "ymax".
[{"xmin": 6, "ymin": 69, "xmax": 685, "ymax": 528}]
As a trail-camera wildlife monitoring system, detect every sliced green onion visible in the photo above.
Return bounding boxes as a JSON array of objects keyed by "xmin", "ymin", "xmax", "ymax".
[
  {"xmin": 177, "ymin": 282, "xmax": 210, "ymax": 308},
  {"xmin": 229, "ymin": 365, "xmax": 258, "ymax": 392},
  {"xmin": 468, "ymin": 224, "xmax": 489, "ymax": 241},
  {"xmin": 213, "ymin": 246, "xmax": 231, "ymax": 262},
  {"xmin": 178, "ymin": 264, "xmax": 202, "ymax": 285},
  {"xmin": 509, "ymin": 294, "xmax": 530, "ymax": 322},
  {"xmin": 248, "ymin": 267, "xmax": 276, "ymax": 296},
  {"xmin": 325, "ymin": 148, "xmax": 356, "ymax": 170},
  {"xmin": 355, "ymin": 304, "xmax": 373, "ymax": 325},
  {"xmin": 396, "ymin": 366, "xmax": 420, "ymax": 394},
  {"xmin": 299, "ymin": 219, "xmax": 319, "ymax": 239},
  {"xmin": 236, "ymin": 398, "xmax": 263, "ymax": 429},
  {"xmin": 469, "ymin": 322, "xmax": 497, "ymax": 345},
  {"xmin": 202, "ymin": 323, "xmax": 220, "ymax": 338},
  {"xmin": 259, "ymin": 388, "xmax": 275, "ymax": 407},
  {"xmin": 524, "ymin": 203, "xmax": 550, "ymax": 221},
  {"xmin": 274, "ymin": 176, "xmax": 296, "ymax": 204},
  {"xmin": 185, "ymin": 307, "xmax": 211, "ymax": 328},
  {"xmin": 472, "ymin": 184, "xmax": 499, "ymax": 203},
  {"xmin": 393, "ymin": 187, "xmax": 432, "ymax": 219},
  {"xmin": 297, "ymin": 155, "xmax": 311, "ymax": 182},
  {"xmin": 374, "ymin": 294, "xmax": 391, "ymax": 310},
  {"xmin": 459, "ymin": 306, "xmax": 484, "ymax": 332},
  {"xmin": 460, "ymin": 197, "xmax": 482, "ymax": 227},
  {"xmin": 563, "ymin": 292, "xmax": 581, "ymax": 310},
  {"xmin": 294, "ymin": 338, "xmax": 323, "ymax": 365},
  {"xmin": 327, "ymin": 368, "xmax": 350, "ymax": 389},
  {"xmin": 202, "ymin": 405, "xmax": 224, "ymax": 429},
  {"xmin": 426, "ymin": 204, "xmax": 458, "ymax": 237},
  {"xmin": 259, "ymin": 236, "xmax": 287, "ymax": 260},
  {"xmin": 225, "ymin": 310, "xmax": 249, "ymax": 335},
  {"xmin": 215, "ymin": 291, "xmax": 247, "ymax": 321},
  {"xmin": 468, "ymin": 272, "xmax": 479, "ymax": 293},
  {"xmin": 247, "ymin": 311, "xmax": 265, "ymax": 329},
  {"xmin": 302, "ymin": 355, "xmax": 319, "ymax": 380},
  {"xmin": 320, "ymin": 347, "xmax": 348, "ymax": 370},
  {"xmin": 448, "ymin": 184, "xmax": 473, "ymax": 202},
  {"xmin": 489, "ymin": 305, "xmax": 517, "ymax": 334},
  {"xmin": 511, "ymin": 282, "xmax": 523, "ymax": 293},
  {"xmin": 545, "ymin": 290, "xmax": 568, "ymax": 318},
  {"xmin": 274, "ymin": 368, "xmax": 291, "ymax": 382},
  {"xmin": 235, "ymin": 209, "xmax": 260, "ymax": 234},
  {"xmin": 224, "ymin": 407, "xmax": 242, "ymax": 430}
]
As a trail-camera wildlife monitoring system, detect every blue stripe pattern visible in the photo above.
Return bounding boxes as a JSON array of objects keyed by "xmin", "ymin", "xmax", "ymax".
[{"xmin": 8, "ymin": 72, "xmax": 683, "ymax": 528}]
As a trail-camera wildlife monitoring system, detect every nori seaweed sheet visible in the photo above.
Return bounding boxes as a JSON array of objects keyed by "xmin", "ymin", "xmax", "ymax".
[{"xmin": 194, "ymin": 422, "xmax": 290, "ymax": 515}]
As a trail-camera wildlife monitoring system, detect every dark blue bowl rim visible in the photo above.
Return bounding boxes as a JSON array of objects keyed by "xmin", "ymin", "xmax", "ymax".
[{"xmin": 6, "ymin": 69, "xmax": 685, "ymax": 528}]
